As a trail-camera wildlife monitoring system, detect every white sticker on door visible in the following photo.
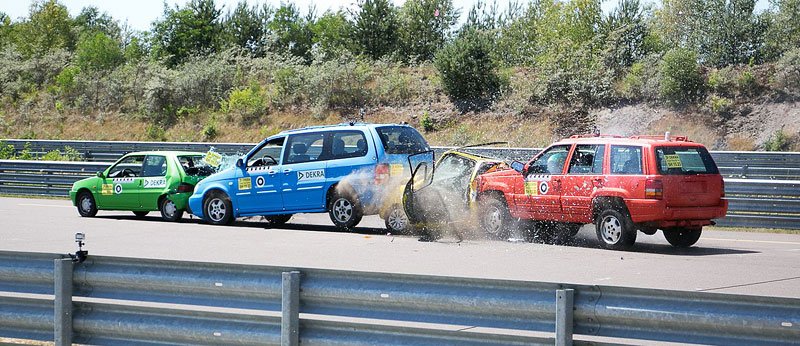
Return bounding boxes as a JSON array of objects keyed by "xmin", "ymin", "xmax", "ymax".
[
  {"xmin": 298, "ymin": 169, "xmax": 325, "ymax": 182},
  {"xmin": 143, "ymin": 177, "xmax": 167, "ymax": 188}
]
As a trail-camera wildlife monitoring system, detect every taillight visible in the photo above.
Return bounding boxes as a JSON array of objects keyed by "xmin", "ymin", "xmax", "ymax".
[
  {"xmin": 375, "ymin": 164, "xmax": 389, "ymax": 185},
  {"xmin": 176, "ymin": 183, "xmax": 194, "ymax": 193},
  {"xmin": 645, "ymin": 179, "xmax": 663, "ymax": 199}
]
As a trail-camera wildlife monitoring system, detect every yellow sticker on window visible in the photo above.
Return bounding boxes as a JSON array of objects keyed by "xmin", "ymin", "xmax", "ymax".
[
  {"xmin": 390, "ymin": 164, "xmax": 403, "ymax": 176},
  {"xmin": 525, "ymin": 181, "xmax": 539, "ymax": 196},
  {"xmin": 664, "ymin": 154, "xmax": 682, "ymax": 168},
  {"xmin": 238, "ymin": 177, "xmax": 251, "ymax": 190},
  {"xmin": 203, "ymin": 150, "xmax": 223, "ymax": 168},
  {"xmin": 101, "ymin": 184, "xmax": 113, "ymax": 195}
]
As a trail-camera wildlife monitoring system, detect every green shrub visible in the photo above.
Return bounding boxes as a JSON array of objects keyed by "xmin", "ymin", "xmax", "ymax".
[
  {"xmin": 709, "ymin": 95, "xmax": 733, "ymax": 115},
  {"xmin": 306, "ymin": 55, "xmax": 372, "ymax": 111},
  {"xmin": 145, "ymin": 124, "xmax": 167, "ymax": 141},
  {"xmin": 0, "ymin": 141, "xmax": 15, "ymax": 159},
  {"xmin": 772, "ymin": 48, "xmax": 800, "ymax": 95},
  {"xmin": 659, "ymin": 48, "xmax": 703, "ymax": 104},
  {"xmin": 434, "ymin": 29, "xmax": 503, "ymax": 112},
  {"xmin": 222, "ymin": 83, "xmax": 268, "ymax": 125},
  {"xmin": 202, "ymin": 118, "xmax": 218, "ymax": 140},
  {"xmin": 271, "ymin": 66, "xmax": 305, "ymax": 108},
  {"xmin": 16, "ymin": 142, "xmax": 33, "ymax": 160},
  {"xmin": 373, "ymin": 63, "xmax": 412, "ymax": 105},
  {"xmin": 737, "ymin": 69, "xmax": 756, "ymax": 95},
  {"xmin": 420, "ymin": 111, "xmax": 434, "ymax": 132},
  {"xmin": 764, "ymin": 130, "xmax": 790, "ymax": 151}
]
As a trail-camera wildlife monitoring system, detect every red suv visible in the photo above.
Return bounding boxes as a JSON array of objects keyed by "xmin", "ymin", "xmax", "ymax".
[{"xmin": 475, "ymin": 134, "xmax": 728, "ymax": 250}]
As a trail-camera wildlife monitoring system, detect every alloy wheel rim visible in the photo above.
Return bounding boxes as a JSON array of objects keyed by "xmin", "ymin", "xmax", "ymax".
[
  {"xmin": 601, "ymin": 216, "xmax": 622, "ymax": 244},
  {"xmin": 208, "ymin": 198, "xmax": 226, "ymax": 222},
  {"xmin": 387, "ymin": 208, "xmax": 407, "ymax": 231},
  {"xmin": 333, "ymin": 198, "xmax": 352, "ymax": 223},
  {"xmin": 486, "ymin": 207, "xmax": 502, "ymax": 234}
]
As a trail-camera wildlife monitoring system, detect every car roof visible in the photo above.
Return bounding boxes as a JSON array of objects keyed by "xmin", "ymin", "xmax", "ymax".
[
  {"xmin": 553, "ymin": 134, "xmax": 705, "ymax": 147},
  {"xmin": 273, "ymin": 122, "xmax": 415, "ymax": 137},
  {"xmin": 123, "ymin": 151, "xmax": 205, "ymax": 157}
]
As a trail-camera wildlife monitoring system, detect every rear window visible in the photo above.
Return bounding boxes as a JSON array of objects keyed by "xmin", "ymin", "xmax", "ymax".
[
  {"xmin": 655, "ymin": 146, "xmax": 719, "ymax": 175},
  {"xmin": 179, "ymin": 155, "xmax": 217, "ymax": 176},
  {"xmin": 376, "ymin": 126, "xmax": 430, "ymax": 154}
]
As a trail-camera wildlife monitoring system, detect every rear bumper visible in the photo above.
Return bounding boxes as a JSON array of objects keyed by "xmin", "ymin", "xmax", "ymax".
[{"xmin": 626, "ymin": 199, "xmax": 728, "ymax": 227}]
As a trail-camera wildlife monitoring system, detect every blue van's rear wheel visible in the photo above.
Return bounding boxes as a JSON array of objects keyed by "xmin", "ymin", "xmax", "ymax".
[{"xmin": 328, "ymin": 192, "xmax": 363, "ymax": 231}]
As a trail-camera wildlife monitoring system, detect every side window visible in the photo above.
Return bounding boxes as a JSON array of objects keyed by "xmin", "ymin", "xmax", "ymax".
[
  {"xmin": 107, "ymin": 155, "xmax": 144, "ymax": 178},
  {"xmin": 285, "ymin": 133, "xmax": 325, "ymax": 164},
  {"xmin": 568, "ymin": 145, "xmax": 605, "ymax": 175},
  {"xmin": 331, "ymin": 131, "xmax": 368, "ymax": 159},
  {"xmin": 142, "ymin": 155, "xmax": 167, "ymax": 177},
  {"xmin": 527, "ymin": 145, "xmax": 571, "ymax": 175},
  {"xmin": 610, "ymin": 146, "xmax": 643, "ymax": 174},
  {"xmin": 249, "ymin": 137, "xmax": 285, "ymax": 167}
]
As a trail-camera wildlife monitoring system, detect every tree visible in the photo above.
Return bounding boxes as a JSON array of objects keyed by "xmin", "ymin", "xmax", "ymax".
[
  {"xmin": 351, "ymin": 0, "xmax": 399, "ymax": 60},
  {"xmin": 310, "ymin": 10, "xmax": 354, "ymax": 59},
  {"xmin": 223, "ymin": 1, "xmax": 266, "ymax": 55},
  {"xmin": 75, "ymin": 6, "xmax": 121, "ymax": 40},
  {"xmin": 659, "ymin": 48, "xmax": 703, "ymax": 103},
  {"xmin": 398, "ymin": 0, "xmax": 459, "ymax": 62},
  {"xmin": 151, "ymin": 0, "xmax": 223, "ymax": 67},
  {"xmin": 599, "ymin": 0, "xmax": 652, "ymax": 74},
  {"xmin": 12, "ymin": 0, "xmax": 76, "ymax": 58},
  {"xmin": 764, "ymin": 0, "xmax": 800, "ymax": 60},
  {"xmin": 267, "ymin": 3, "xmax": 314, "ymax": 62},
  {"xmin": 76, "ymin": 32, "xmax": 124, "ymax": 71},
  {"xmin": 434, "ymin": 29, "xmax": 502, "ymax": 111}
]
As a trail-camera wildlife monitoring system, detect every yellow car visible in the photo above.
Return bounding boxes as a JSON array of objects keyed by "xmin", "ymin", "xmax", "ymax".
[{"xmin": 381, "ymin": 144, "xmax": 509, "ymax": 237}]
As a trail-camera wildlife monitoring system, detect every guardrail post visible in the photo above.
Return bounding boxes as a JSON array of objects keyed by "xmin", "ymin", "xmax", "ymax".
[
  {"xmin": 282, "ymin": 271, "xmax": 300, "ymax": 346},
  {"xmin": 556, "ymin": 288, "xmax": 574, "ymax": 346},
  {"xmin": 55, "ymin": 258, "xmax": 74, "ymax": 346}
]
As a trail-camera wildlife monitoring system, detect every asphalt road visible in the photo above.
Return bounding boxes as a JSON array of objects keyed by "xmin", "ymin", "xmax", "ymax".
[{"xmin": 2, "ymin": 196, "xmax": 799, "ymax": 299}]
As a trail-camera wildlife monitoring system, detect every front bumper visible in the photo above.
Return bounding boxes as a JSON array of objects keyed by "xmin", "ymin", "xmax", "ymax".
[{"xmin": 188, "ymin": 194, "xmax": 205, "ymax": 219}]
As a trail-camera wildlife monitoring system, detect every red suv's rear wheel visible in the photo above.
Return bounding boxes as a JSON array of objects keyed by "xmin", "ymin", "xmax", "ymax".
[
  {"xmin": 596, "ymin": 209, "xmax": 636, "ymax": 250},
  {"xmin": 663, "ymin": 227, "xmax": 702, "ymax": 247}
]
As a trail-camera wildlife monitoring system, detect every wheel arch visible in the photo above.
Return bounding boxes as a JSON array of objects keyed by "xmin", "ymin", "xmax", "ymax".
[{"xmin": 592, "ymin": 196, "xmax": 629, "ymax": 222}]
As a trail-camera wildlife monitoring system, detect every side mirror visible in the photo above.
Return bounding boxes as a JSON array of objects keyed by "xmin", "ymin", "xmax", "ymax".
[
  {"xmin": 236, "ymin": 158, "xmax": 244, "ymax": 168},
  {"xmin": 96, "ymin": 171, "xmax": 104, "ymax": 178},
  {"xmin": 511, "ymin": 161, "xmax": 524, "ymax": 173}
]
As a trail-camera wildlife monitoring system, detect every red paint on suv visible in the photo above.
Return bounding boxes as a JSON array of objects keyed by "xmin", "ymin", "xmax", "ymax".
[{"xmin": 475, "ymin": 134, "xmax": 728, "ymax": 250}]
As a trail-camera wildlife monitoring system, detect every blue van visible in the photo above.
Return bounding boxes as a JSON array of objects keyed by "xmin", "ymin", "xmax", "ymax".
[{"xmin": 188, "ymin": 123, "xmax": 431, "ymax": 229}]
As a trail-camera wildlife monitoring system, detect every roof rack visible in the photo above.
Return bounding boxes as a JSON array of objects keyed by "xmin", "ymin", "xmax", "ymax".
[
  {"xmin": 628, "ymin": 134, "xmax": 691, "ymax": 142},
  {"xmin": 568, "ymin": 134, "xmax": 624, "ymax": 139}
]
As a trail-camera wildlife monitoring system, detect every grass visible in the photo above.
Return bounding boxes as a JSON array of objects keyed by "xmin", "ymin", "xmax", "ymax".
[{"xmin": 707, "ymin": 226, "xmax": 800, "ymax": 235}]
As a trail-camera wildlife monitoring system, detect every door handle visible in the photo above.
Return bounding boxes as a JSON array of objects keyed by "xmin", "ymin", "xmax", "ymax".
[
  {"xmin": 268, "ymin": 170, "xmax": 276, "ymax": 175},
  {"xmin": 283, "ymin": 169, "xmax": 292, "ymax": 174}
]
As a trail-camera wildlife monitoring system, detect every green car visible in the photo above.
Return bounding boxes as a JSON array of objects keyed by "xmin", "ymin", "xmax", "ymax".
[{"xmin": 70, "ymin": 151, "xmax": 215, "ymax": 221}]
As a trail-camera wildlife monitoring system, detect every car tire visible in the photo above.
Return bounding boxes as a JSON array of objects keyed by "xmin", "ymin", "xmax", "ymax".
[
  {"xmin": 663, "ymin": 227, "xmax": 702, "ymax": 248},
  {"xmin": 159, "ymin": 197, "xmax": 183, "ymax": 222},
  {"xmin": 551, "ymin": 222, "xmax": 581, "ymax": 245},
  {"xmin": 203, "ymin": 191, "xmax": 234, "ymax": 225},
  {"xmin": 76, "ymin": 191, "xmax": 98, "ymax": 217},
  {"xmin": 480, "ymin": 196, "xmax": 513, "ymax": 239},
  {"xmin": 385, "ymin": 204, "xmax": 413, "ymax": 234},
  {"xmin": 133, "ymin": 211, "xmax": 149, "ymax": 218},
  {"xmin": 328, "ymin": 192, "xmax": 363, "ymax": 231},
  {"xmin": 265, "ymin": 214, "xmax": 292, "ymax": 226},
  {"xmin": 595, "ymin": 208, "xmax": 636, "ymax": 250}
]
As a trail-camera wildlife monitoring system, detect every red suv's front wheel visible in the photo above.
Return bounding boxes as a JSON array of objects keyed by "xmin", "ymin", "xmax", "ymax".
[{"xmin": 596, "ymin": 209, "xmax": 637, "ymax": 250}]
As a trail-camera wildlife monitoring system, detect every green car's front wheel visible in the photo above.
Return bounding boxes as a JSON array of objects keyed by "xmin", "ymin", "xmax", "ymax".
[
  {"xmin": 76, "ymin": 191, "xmax": 97, "ymax": 217},
  {"xmin": 204, "ymin": 192, "xmax": 234, "ymax": 225},
  {"xmin": 160, "ymin": 197, "xmax": 184, "ymax": 222}
]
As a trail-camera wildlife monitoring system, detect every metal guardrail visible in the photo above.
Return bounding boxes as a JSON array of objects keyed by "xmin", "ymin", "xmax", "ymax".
[
  {"xmin": 6, "ymin": 139, "xmax": 800, "ymax": 179},
  {"xmin": 0, "ymin": 251, "xmax": 798, "ymax": 345}
]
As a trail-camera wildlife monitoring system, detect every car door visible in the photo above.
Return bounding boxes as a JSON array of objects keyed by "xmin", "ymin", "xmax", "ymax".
[
  {"xmin": 522, "ymin": 145, "xmax": 571, "ymax": 220},
  {"xmin": 560, "ymin": 144, "xmax": 606, "ymax": 223},
  {"xmin": 96, "ymin": 154, "xmax": 145, "ymax": 210},
  {"xmin": 237, "ymin": 137, "xmax": 285, "ymax": 214},
  {"xmin": 139, "ymin": 154, "xmax": 169, "ymax": 209},
  {"xmin": 281, "ymin": 132, "xmax": 329, "ymax": 211}
]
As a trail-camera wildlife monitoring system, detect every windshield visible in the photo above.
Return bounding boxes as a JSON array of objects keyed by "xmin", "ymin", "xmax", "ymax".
[
  {"xmin": 376, "ymin": 126, "xmax": 430, "ymax": 154},
  {"xmin": 655, "ymin": 146, "xmax": 719, "ymax": 175}
]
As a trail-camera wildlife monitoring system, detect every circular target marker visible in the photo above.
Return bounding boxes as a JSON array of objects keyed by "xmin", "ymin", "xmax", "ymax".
[
  {"xmin": 114, "ymin": 184, "xmax": 123, "ymax": 194},
  {"xmin": 256, "ymin": 176, "xmax": 265, "ymax": 187},
  {"xmin": 538, "ymin": 181, "xmax": 549, "ymax": 195}
]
